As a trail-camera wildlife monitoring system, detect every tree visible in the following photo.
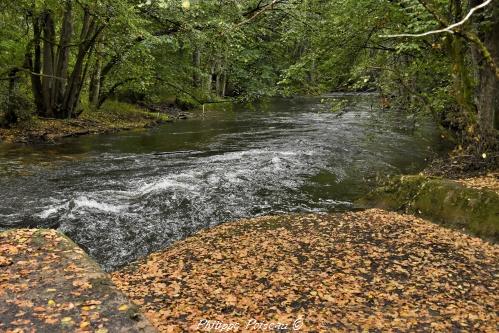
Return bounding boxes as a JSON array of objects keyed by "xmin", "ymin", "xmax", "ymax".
[
  {"xmin": 26, "ymin": 0, "xmax": 108, "ymax": 118},
  {"xmin": 469, "ymin": 0, "xmax": 499, "ymax": 149},
  {"xmin": 381, "ymin": 0, "xmax": 498, "ymax": 149},
  {"xmin": 0, "ymin": 0, "xmax": 497, "ymax": 162},
  {"xmin": 0, "ymin": 0, "xmax": 141, "ymax": 119}
]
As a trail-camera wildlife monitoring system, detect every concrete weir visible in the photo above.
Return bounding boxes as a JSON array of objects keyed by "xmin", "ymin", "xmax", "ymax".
[
  {"xmin": 0, "ymin": 229, "xmax": 155, "ymax": 332},
  {"xmin": 357, "ymin": 175, "xmax": 499, "ymax": 241}
]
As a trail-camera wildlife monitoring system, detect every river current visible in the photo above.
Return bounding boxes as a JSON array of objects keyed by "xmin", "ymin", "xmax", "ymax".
[{"xmin": 0, "ymin": 95, "xmax": 447, "ymax": 270}]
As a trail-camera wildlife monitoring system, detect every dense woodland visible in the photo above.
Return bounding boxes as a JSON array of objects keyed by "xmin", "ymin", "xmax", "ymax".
[
  {"xmin": 0, "ymin": 0, "xmax": 498, "ymax": 159},
  {"xmin": 1, "ymin": 2, "xmax": 499, "ymax": 331}
]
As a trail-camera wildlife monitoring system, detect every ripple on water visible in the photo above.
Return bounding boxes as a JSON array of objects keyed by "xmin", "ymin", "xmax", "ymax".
[{"xmin": 0, "ymin": 96, "xmax": 447, "ymax": 269}]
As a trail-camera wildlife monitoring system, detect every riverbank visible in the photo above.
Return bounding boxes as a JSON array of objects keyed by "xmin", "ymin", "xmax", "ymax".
[
  {"xmin": 0, "ymin": 101, "xmax": 171, "ymax": 144},
  {"xmin": 357, "ymin": 173, "xmax": 499, "ymax": 242},
  {"xmin": 112, "ymin": 209, "xmax": 498, "ymax": 332}
]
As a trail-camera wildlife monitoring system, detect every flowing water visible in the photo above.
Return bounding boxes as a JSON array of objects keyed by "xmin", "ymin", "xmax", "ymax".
[{"xmin": 0, "ymin": 95, "xmax": 447, "ymax": 270}]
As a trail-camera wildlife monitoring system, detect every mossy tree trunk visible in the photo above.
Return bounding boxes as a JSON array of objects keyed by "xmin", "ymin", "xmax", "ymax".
[
  {"xmin": 448, "ymin": 0, "xmax": 475, "ymax": 139},
  {"xmin": 3, "ymin": 68, "xmax": 21, "ymax": 125},
  {"xmin": 469, "ymin": 0, "xmax": 499, "ymax": 149},
  {"xmin": 89, "ymin": 41, "xmax": 103, "ymax": 109}
]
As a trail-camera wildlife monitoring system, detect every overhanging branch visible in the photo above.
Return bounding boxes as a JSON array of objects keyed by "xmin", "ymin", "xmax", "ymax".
[
  {"xmin": 380, "ymin": 0, "xmax": 499, "ymax": 80},
  {"xmin": 380, "ymin": 0, "xmax": 492, "ymax": 38}
]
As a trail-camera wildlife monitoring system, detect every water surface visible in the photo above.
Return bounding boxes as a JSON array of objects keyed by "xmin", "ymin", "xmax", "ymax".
[{"xmin": 0, "ymin": 95, "xmax": 446, "ymax": 270}]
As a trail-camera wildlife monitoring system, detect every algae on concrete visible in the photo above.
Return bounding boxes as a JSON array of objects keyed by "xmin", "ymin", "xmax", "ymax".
[{"xmin": 357, "ymin": 175, "xmax": 499, "ymax": 241}]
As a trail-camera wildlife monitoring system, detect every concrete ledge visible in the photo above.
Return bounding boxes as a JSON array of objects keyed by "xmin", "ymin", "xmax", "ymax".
[
  {"xmin": 0, "ymin": 229, "xmax": 155, "ymax": 332},
  {"xmin": 357, "ymin": 175, "xmax": 499, "ymax": 241}
]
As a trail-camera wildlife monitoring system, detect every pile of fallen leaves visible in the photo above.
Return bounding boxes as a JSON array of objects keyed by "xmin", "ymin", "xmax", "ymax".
[
  {"xmin": 112, "ymin": 209, "xmax": 498, "ymax": 332},
  {"xmin": 0, "ymin": 229, "xmax": 153, "ymax": 332},
  {"xmin": 455, "ymin": 173, "xmax": 499, "ymax": 194}
]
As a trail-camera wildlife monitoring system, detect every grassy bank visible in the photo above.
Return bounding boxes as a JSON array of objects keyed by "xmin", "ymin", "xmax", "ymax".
[{"xmin": 0, "ymin": 101, "xmax": 169, "ymax": 144}]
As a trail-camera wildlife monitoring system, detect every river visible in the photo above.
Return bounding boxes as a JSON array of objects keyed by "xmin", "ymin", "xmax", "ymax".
[{"xmin": 0, "ymin": 94, "xmax": 447, "ymax": 270}]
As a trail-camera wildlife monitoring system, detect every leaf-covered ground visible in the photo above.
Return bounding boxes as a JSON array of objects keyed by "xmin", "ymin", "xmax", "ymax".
[
  {"xmin": 455, "ymin": 173, "xmax": 499, "ymax": 194},
  {"xmin": 0, "ymin": 229, "xmax": 154, "ymax": 333},
  {"xmin": 112, "ymin": 209, "xmax": 498, "ymax": 332}
]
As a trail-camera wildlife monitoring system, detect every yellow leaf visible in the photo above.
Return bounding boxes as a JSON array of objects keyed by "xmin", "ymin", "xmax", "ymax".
[
  {"xmin": 47, "ymin": 299, "xmax": 56, "ymax": 307},
  {"xmin": 118, "ymin": 304, "xmax": 129, "ymax": 311},
  {"xmin": 80, "ymin": 321, "xmax": 90, "ymax": 329},
  {"xmin": 226, "ymin": 295, "xmax": 237, "ymax": 305}
]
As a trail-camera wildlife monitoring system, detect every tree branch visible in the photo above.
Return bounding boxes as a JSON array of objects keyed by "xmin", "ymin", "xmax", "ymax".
[
  {"xmin": 380, "ymin": 0, "xmax": 499, "ymax": 80},
  {"xmin": 380, "ymin": 0, "xmax": 492, "ymax": 38},
  {"xmin": 233, "ymin": 0, "xmax": 287, "ymax": 29},
  {"xmin": 1, "ymin": 67, "xmax": 67, "ymax": 81}
]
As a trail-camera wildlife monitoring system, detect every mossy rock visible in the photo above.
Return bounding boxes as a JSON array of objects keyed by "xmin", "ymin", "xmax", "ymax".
[{"xmin": 357, "ymin": 175, "xmax": 499, "ymax": 241}]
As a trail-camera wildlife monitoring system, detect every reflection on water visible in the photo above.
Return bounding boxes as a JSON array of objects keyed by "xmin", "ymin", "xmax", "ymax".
[{"xmin": 0, "ymin": 95, "xmax": 447, "ymax": 270}]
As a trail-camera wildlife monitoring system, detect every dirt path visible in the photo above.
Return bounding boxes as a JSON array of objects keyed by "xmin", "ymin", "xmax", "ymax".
[
  {"xmin": 112, "ymin": 209, "xmax": 498, "ymax": 332},
  {"xmin": 0, "ymin": 229, "xmax": 154, "ymax": 333}
]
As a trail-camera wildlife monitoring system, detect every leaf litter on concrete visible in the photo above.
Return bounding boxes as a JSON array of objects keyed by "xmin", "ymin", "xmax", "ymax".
[
  {"xmin": 0, "ymin": 229, "xmax": 154, "ymax": 333},
  {"xmin": 455, "ymin": 173, "xmax": 499, "ymax": 194},
  {"xmin": 112, "ymin": 209, "xmax": 498, "ymax": 332}
]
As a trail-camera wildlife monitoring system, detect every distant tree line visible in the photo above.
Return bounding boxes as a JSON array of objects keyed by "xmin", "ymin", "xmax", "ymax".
[{"xmin": 0, "ymin": 0, "xmax": 497, "ymax": 153}]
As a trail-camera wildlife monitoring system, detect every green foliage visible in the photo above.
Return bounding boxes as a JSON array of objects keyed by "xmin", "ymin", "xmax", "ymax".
[
  {"xmin": 0, "ymin": 78, "xmax": 34, "ymax": 127},
  {"xmin": 0, "ymin": 0, "xmax": 497, "ymax": 150},
  {"xmin": 0, "ymin": 0, "xmax": 453, "ymax": 105}
]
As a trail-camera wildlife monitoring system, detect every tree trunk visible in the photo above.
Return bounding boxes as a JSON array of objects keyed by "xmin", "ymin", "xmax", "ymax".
[
  {"xmin": 61, "ymin": 7, "xmax": 104, "ymax": 118},
  {"xmin": 29, "ymin": 14, "xmax": 45, "ymax": 116},
  {"xmin": 26, "ymin": 2, "xmax": 104, "ymax": 119},
  {"xmin": 192, "ymin": 48, "xmax": 201, "ymax": 88},
  {"xmin": 212, "ymin": 60, "xmax": 224, "ymax": 97},
  {"xmin": 89, "ymin": 37, "xmax": 103, "ymax": 109},
  {"xmin": 447, "ymin": 0, "xmax": 475, "ymax": 139},
  {"xmin": 89, "ymin": 55, "xmax": 102, "ymax": 108},
  {"xmin": 215, "ymin": 73, "xmax": 221, "ymax": 97},
  {"xmin": 308, "ymin": 58, "xmax": 316, "ymax": 85},
  {"xmin": 221, "ymin": 72, "xmax": 227, "ymax": 97},
  {"xmin": 4, "ymin": 68, "xmax": 21, "ymax": 125},
  {"xmin": 470, "ymin": 0, "xmax": 499, "ymax": 148},
  {"xmin": 210, "ymin": 62, "xmax": 216, "ymax": 94},
  {"xmin": 52, "ymin": 0, "xmax": 73, "ymax": 111},
  {"xmin": 41, "ymin": 11, "xmax": 56, "ymax": 117}
]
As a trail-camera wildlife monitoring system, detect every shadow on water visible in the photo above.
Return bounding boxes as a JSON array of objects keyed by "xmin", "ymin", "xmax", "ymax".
[{"xmin": 0, "ymin": 94, "xmax": 449, "ymax": 270}]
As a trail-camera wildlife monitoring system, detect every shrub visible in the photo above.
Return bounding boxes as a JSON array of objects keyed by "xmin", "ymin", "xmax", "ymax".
[{"xmin": 0, "ymin": 86, "xmax": 33, "ymax": 127}]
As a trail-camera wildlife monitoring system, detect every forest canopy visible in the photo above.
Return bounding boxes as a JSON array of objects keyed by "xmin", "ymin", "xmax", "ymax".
[{"xmin": 0, "ymin": 0, "xmax": 498, "ymax": 156}]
